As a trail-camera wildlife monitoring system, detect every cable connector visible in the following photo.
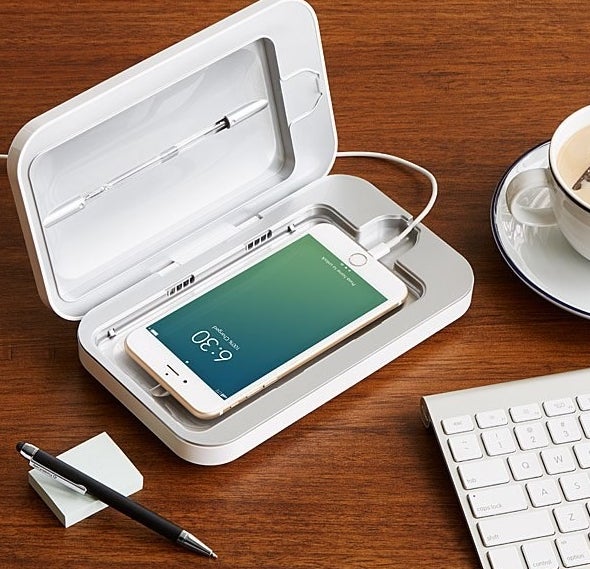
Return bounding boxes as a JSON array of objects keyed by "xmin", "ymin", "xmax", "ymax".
[{"xmin": 368, "ymin": 241, "xmax": 394, "ymax": 259}]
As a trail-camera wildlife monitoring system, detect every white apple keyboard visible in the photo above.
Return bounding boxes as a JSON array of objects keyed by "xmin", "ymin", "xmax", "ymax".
[{"xmin": 421, "ymin": 368, "xmax": 590, "ymax": 569}]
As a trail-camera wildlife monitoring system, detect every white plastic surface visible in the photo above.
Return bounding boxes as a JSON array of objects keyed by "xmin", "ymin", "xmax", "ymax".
[{"xmin": 8, "ymin": 0, "xmax": 336, "ymax": 320}]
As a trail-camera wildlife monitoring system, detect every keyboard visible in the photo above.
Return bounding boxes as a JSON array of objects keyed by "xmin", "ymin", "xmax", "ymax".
[{"xmin": 421, "ymin": 368, "xmax": 590, "ymax": 569}]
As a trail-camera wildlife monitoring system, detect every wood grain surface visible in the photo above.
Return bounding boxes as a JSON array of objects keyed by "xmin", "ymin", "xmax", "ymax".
[{"xmin": 1, "ymin": 1, "xmax": 589, "ymax": 567}]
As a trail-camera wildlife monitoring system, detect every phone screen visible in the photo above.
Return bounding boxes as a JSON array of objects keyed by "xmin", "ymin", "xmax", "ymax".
[{"xmin": 146, "ymin": 233, "xmax": 387, "ymax": 400}]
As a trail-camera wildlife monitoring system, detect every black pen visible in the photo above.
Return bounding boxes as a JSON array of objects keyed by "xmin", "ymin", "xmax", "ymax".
[{"xmin": 16, "ymin": 442, "xmax": 217, "ymax": 559}]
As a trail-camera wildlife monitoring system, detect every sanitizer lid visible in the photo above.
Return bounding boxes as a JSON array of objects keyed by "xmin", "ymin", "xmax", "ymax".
[{"xmin": 7, "ymin": 0, "xmax": 336, "ymax": 320}]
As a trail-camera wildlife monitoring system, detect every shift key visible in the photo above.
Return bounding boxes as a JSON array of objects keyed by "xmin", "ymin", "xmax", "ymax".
[{"xmin": 478, "ymin": 510, "xmax": 554, "ymax": 547}]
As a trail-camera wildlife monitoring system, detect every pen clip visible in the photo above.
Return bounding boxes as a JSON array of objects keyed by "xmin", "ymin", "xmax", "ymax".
[{"xmin": 30, "ymin": 460, "xmax": 88, "ymax": 495}]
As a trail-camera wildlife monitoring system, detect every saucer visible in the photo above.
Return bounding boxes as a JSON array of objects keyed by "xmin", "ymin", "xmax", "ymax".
[{"xmin": 491, "ymin": 141, "xmax": 590, "ymax": 318}]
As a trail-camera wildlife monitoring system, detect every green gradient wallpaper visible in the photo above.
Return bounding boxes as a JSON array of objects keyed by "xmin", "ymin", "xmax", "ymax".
[{"xmin": 148, "ymin": 234, "xmax": 386, "ymax": 399}]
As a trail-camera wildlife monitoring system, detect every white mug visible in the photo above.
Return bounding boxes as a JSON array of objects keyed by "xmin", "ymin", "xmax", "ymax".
[{"xmin": 506, "ymin": 105, "xmax": 590, "ymax": 261}]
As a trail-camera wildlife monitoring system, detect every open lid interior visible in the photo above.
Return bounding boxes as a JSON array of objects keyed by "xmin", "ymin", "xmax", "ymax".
[{"xmin": 9, "ymin": 0, "xmax": 336, "ymax": 319}]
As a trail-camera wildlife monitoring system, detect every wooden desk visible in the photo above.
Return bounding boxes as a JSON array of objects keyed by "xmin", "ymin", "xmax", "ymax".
[{"xmin": 1, "ymin": 1, "xmax": 588, "ymax": 567}]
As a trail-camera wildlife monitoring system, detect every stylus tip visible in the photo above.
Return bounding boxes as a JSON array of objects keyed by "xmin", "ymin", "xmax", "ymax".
[{"xmin": 16, "ymin": 441, "xmax": 24, "ymax": 453}]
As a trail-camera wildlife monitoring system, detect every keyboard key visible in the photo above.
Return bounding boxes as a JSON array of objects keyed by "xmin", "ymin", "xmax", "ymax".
[
  {"xmin": 488, "ymin": 546, "xmax": 525, "ymax": 569},
  {"xmin": 448, "ymin": 433, "xmax": 482, "ymax": 462},
  {"xmin": 554, "ymin": 503, "xmax": 589, "ymax": 532},
  {"xmin": 577, "ymin": 394, "xmax": 590, "ymax": 411},
  {"xmin": 508, "ymin": 453, "xmax": 543, "ymax": 481},
  {"xmin": 579, "ymin": 414, "xmax": 590, "ymax": 439},
  {"xmin": 458, "ymin": 458, "xmax": 510, "ymax": 490},
  {"xmin": 522, "ymin": 540, "xmax": 558, "ymax": 569},
  {"xmin": 442, "ymin": 415, "xmax": 474, "ymax": 435},
  {"xmin": 560, "ymin": 473, "xmax": 590, "ymax": 501},
  {"xmin": 477, "ymin": 510, "xmax": 554, "ymax": 547},
  {"xmin": 555, "ymin": 534, "xmax": 590, "ymax": 567},
  {"xmin": 514, "ymin": 422, "xmax": 549, "ymax": 450},
  {"xmin": 481, "ymin": 428, "xmax": 516, "ymax": 456},
  {"xmin": 510, "ymin": 403, "xmax": 542, "ymax": 423},
  {"xmin": 547, "ymin": 416, "xmax": 582, "ymax": 444},
  {"xmin": 542, "ymin": 447, "xmax": 576, "ymax": 475},
  {"xmin": 476, "ymin": 409, "xmax": 508, "ymax": 429},
  {"xmin": 527, "ymin": 478, "xmax": 561, "ymax": 507},
  {"xmin": 544, "ymin": 397, "xmax": 576, "ymax": 417},
  {"xmin": 574, "ymin": 442, "xmax": 590, "ymax": 469},
  {"xmin": 468, "ymin": 485, "xmax": 527, "ymax": 518}
]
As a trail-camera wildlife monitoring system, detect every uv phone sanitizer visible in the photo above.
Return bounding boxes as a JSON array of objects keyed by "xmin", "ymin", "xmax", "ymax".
[{"xmin": 7, "ymin": 0, "xmax": 473, "ymax": 464}]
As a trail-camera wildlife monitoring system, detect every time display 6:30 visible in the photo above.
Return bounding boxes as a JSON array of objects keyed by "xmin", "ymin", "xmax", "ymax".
[{"xmin": 191, "ymin": 330, "xmax": 233, "ymax": 362}]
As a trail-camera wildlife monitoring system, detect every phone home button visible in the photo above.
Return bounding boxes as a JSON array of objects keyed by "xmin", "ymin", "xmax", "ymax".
[{"xmin": 348, "ymin": 253, "xmax": 367, "ymax": 267}]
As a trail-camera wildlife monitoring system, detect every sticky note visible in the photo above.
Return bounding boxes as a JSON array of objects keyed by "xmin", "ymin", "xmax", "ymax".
[{"xmin": 28, "ymin": 432, "xmax": 143, "ymax": 527}]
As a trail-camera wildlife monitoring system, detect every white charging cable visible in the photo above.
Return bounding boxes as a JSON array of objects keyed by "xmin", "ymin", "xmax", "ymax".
[
  {"xmin": 336, "ymin": 150, "xmax": 438, "ymax": 259},
  {"xmin": 0, "ymin": 154, "xmax": 7, "ymax": 160}
]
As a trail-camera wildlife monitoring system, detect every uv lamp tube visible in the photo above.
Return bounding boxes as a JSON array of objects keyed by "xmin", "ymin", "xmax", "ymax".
[{"xmin": 43, "ymin": 99, "xmax": 269, "ymax": 228}]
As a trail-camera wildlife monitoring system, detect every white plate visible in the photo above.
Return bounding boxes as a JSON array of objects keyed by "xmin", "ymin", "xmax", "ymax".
[{"xmin": 491, "ymin": 141, "xmax": 590, "ymax": 318}]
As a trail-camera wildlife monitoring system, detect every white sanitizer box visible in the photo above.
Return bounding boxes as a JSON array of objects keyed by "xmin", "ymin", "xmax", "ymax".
[{"xmin": 7, "ymin": 0, "xmax": 473, "ymax": 465}]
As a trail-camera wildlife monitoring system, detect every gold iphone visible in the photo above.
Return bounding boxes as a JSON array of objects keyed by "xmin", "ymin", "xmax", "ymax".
[{"xmin": 125, "ymin": 223, "xmax": 408, "ymax": 419}]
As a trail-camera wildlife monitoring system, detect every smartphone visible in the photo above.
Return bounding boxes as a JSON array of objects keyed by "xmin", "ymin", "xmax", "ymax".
[{"xmin": 125, "ymin": 223, "xmax": 408, "ymax": 419}]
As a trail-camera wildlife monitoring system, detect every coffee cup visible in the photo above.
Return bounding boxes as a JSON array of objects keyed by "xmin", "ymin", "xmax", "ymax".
[{"xmin": 506, "ymin": 105, "xmax": 590, "ymax": 261}]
